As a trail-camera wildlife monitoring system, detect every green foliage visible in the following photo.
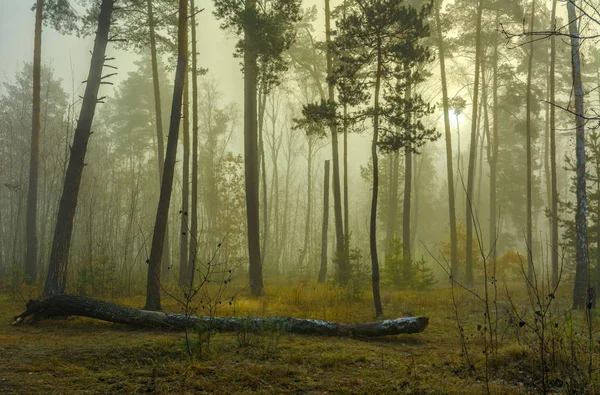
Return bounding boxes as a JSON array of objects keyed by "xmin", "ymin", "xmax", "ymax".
[
  {"xmin": 212, "ymin": 0, "xmax": 302, "ymax": 92},
  {"xmin": 383, "ymin": 237, "xmax": 436, "ymax": 290}
]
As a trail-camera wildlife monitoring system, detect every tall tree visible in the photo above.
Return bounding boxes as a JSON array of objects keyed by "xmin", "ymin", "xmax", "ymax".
[
  {"xmin": 42, "ymin": 0, "xmax": 115, "ymax": 297},
  {"xmin": 568, "ymin": 0, "xmax": 588, "ymax": 310},
  {"xmin": 25, "ymin": 0, "xmax": 44, "ymax": 285},
  {"xmin": 433, "ymin": 0, "xmax": 458, "ymax": 281},
  {"xmin": 179, "ymin": 61, "xmax": 190, "ymax": 286},
  {"xmin": 188, "ymin": 0, "xmax": 199, "ymax": 283},
  {"xmin": 145, "ymin": 0, "xmax": 188, "ymax": 310},
  {"xmin": 213, "ymin": 0, "xmax": 301, "ymax": 296},
  {"xmin": 525, "ymin": 0, "xmax": 536, "ymax": 283},
  {"xmin": 549, "ymin": 0, "xmax": 559, "ymax": 289},
  {"xmin": 465, "ymin": 0, "xmax": 483, "ymax": 287},
  {"xmin": 324, "ymin": 0, "xmax": 349, "ymax": 284}
]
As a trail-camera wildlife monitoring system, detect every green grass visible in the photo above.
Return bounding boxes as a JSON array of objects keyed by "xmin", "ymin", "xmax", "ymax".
[{"xmin": 0, "ymin": 280, "xmax": 597, "ymax": 394}]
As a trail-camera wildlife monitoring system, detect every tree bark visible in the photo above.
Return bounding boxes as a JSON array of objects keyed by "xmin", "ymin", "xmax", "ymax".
[
  {"xmin": 244, "ymin": 1, "xmax": 263, "ymax": 296},
  {"xmin": 549, "ymin": 0, "xmax": 559, "ymax": 289},
  {"xmin": 465, "ymin": 0, "xmax": 483, "ymax": 287},
  {"xmin": 324, "ymin": 0, "xmax": 348, "ymax": 284},
  {"xmin": 567, "ymin": 1, "xmax": 589, "ymax": 310},
  {"xmin": 434, "ymin": 0, "xmax": 458, "ymax": 281},
  {"xmin": 145, "ymin": 0, "xmax": 188, "ymax": 311},
  {"xmin": 525, "ymin": 0, "xmax": 536, "ymax": 283},
  {"xmin": 370, "ymin": 41, "xmax": 383, "ymax": 318},
  {"xmin": 188, "ymin": 0, "xmax": 199, "ymax": 283},
  {"xmin": 403, "ymin": 82, "xmax": 413, "ymax": 282},
  {"xmin": 490, "ymin": 11, "xmax": 500, "ymax": 274},
  {"xmin": 25, "ymin": 0, "xmax": 44, "ymax": 285},
  {"xmin": 13, "ymin": 295, "xmax": 428, "ymax": 336},
  {"xmin": 318, "ymin": 160, "xmax": 330, "ymax": 283},
  {"xmin": 42, "ymin": 0, "xmax": 114, "ymax": 297},
  {"xmin": 179, "ymin": 63, "xmax": 190, "ymax": 286},
  {"xmin": 147, "ymin": 0, "xmax": 171, "ymax": 280}
]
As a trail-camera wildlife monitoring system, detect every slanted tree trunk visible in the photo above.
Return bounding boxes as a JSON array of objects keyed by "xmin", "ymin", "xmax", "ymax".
[
  {"xmin": 567, "ymin": 1, "xmax": 589, "ymax": 310},
  {"xmin": 465, "ymin": 0, "xmax": 483, "ymax": 287},
  {"xmin": 434, "ymin": 0, "xmax": 458, "ymax": 281},
  {"xmin": 42, "ymin": 0, "xmax": 114, "ymax": 297},
  {"xmin": 188, "ymin": 0, "xmax": 199, "ymax": 280},
  {"xmin": 525, "ymin": 0, "xmax": 536, "ymax": 283},
  {"xmin": 370, "ymin": 41, "xmax": 384, "ymax": 318},
  {"xmin": 318, "ymin": 160, "xmax": 330, "ymax": 283},
  {"xmin": 244, "ymin": 0, "xmax": 263, "ymax": 296},
  {"xmin": 324, "ymin": 0, "xmax": 348, "ymax": 284},
  {"xmin": 25, "ymin": 0, "xmax": 44, "ymax": 285},
  {"xmin": 549, "ymin": 0, "xmax": 559, "ymax": 289},
  {"xmin": 13, "ymin": 295, "xmax": 428, "ymax": 336},
  {"xmin": 147, "ymin": 0, "xmax": 171, "ymax": 279},
  {"xmin": 145, "ymin": 0, "xmax": 188, "ymax": 311}
]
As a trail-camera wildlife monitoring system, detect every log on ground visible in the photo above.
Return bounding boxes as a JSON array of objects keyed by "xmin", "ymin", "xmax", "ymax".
[{"xmin": 12, "ymin": 294, "xmax": 428, "ymax": 336}]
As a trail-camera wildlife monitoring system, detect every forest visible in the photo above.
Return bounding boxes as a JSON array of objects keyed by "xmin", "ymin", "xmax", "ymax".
[{"xmin": 1, "ymin": 0, "xmax": 600, "ymax": 393}]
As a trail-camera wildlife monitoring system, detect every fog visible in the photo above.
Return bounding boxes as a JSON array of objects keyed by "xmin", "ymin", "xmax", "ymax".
[{"xmin": 1, "ymin": 0, "xmax": 599, "ymax": 393}]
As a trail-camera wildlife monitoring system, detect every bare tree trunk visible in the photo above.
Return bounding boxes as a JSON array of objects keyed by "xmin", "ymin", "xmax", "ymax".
[
  {"xmin": 147, "ymin": 0, "xmax": 171, "ymax": 280},
  {"xmin": 549, "ymin": 0, "xmax": 559, "ymax": 289},
  {"xmin": 14, "ymin": 295, "xmax": 429, "ymax": 336},
  {"xmin": 567, "ymin": 1, "xmax": 589, "ymax": 310},
  {"xmin": 489, "ymin": 11, "xmax": 500, "ymax": 271},
  {"xmin": 179, "ymin": 64, "xmax": 190, "ymax": 286},
  {"xmin": 403, "ymin": 81, "xmax": 413, "ymax": 282},
  {"xmin": 319, "ymin": 160, "xmax": 330, "ymax": 283},
  {"xmin": 434, "ymin": 0, "xmax": 458, "ymax": 281},
  {"xmin": 258, "ymin": 87, "xmax": 268, "ymax": 269},
  {"xmin": 297, "ymin": 137, "xmax": 313, "ymax": 269},
  {"xmin": 525, "ymin": 0, "xmax": 536, "ymax": 283},
  {"xmin": 324, "ymin": 0, "xmax": 348, "ymax": 284},
  {"xmin": 188, "ymin": 0, "xmax": 199, "ymax": 281},
  {"xmin": 145, "ymin": 0, "xmax": 188, "ymax": 310},
  {"xmin": 244, "ymin": 1, "xmax": 263, "ymax": 296},
  {"xmin": 465, "ymin": 0, "xmax": 483, "ymax": 287},
  {"xmin": 25, "ymin": 0, "xmax": 44, "ymax": 285},
  {"xmin": 370, "ymin": 42, "xmax": 383, "ymax": 318},
  {"xmin": 343, "ymin": 105, "xmax": 350, "ymax": 259},
  {"xmin": 42, "ymin": 0, "xmax": 114, "ymax": 297}
]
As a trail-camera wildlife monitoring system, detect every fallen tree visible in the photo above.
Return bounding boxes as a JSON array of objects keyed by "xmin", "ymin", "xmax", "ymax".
[{"xmin": 13, "ymin": 294, "xmax": 428, "ymax": 337}]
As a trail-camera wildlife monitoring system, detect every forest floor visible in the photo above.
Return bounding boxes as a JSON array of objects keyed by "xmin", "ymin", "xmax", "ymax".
[{"xmin": 0, "ymin": 279, "xmax": 597, "ymax": 394}]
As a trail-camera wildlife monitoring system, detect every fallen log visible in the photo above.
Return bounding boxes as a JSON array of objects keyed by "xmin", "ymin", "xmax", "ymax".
[{"xmin": 12, "ymin": 294, "xmax": 428, "ymax": 336}]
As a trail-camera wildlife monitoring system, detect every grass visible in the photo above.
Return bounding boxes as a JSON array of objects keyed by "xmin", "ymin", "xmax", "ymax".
[{"xmin": 0, "ymin": 279, "xmax": 597, "ymax": 394}]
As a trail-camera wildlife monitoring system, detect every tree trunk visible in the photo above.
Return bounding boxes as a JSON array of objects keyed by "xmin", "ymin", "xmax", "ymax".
[
  {"xmin": 297, "ymin": 137, "xmax": 313, "ymax": 270},
  {"xmin": 324, "ymin": 0, "xmax": 348, "ymax": 284},
  {"xmin": 549, "ymin": 0, "xmax": 559, "ymax": 289},
  {"xmin": 145, "ymin": 0, "xmax": 188, "ymax": 311},
  {"xmin": 343, "ymin": 105, "xmax": 350, "ymax": 260},
  {"xmin": 258, "ymin": 87, "xmax": 268, "ymax": 269},
  {"xmin": 403, "ymin": 81, "xmax": 413, "ymax": 282},
  {"xmin": 525, "ymin": 0, "xmax": 536, "ymax": 283},
  {"xmin": 42, "ymin": 0, "xmax": 114, "ymax": 297},
  {"xmin": 490, "ymin": 11, "xmax": 500, "ymax": 272},
  {"xmin": 13, "ymin": 295, "xmax": 428, "ymax": 336},
  {"xmin": 25, "ymin": 0, "xmax": 44, "ymax": 285},
  {"xmin": 567, "ymin": 1, "xmax": 589, "ymax": 310},
  {"xmin": 434, "ymin": 0, "xmax": 458, "ymax": 281},
  {"xmin": 244, "ymin": 1, "xmax": 263, "ymax": 296},
  {"xmin": 147, "ymin": 0, "xmax": 171, "ymax": 280},
  {"xmin": 188, "ymin": 0, "xmax": 199, "ymax": 282},
  {"xmin": 370, "ymin": 42, "xmax": 383, "ymax": 318},
  {"xmin": 179, "ymin": 63, "xmax": 190, "ymax": 286},
  {"xmin": 318, "ymin": 160, "xmax": 330, "ymax": 283},
  {"xmin": 465, "ymin": 0, "xmax": 483, "ymax": 287}
]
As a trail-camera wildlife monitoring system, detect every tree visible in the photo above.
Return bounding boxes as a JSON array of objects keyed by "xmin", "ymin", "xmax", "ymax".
[
  {"xmin": 42, "ymin": 0, "xmax": 116, "ymax": 297},
  {"xmin": 525, "ymin": 0, "xmax": 536, "ymax": 283},
  {"xmin": 319, "ymin": 160, "xmax": 330, "ymax": 283},
  {"xmin": 465, "ymin": 0, "xmax": 483, "ymax": 287},
  {"xmin": 433, "ymin": 0, "xmax": 458, "ymax": 281},
  {"xmin": 332, "ymin": 0, "xmax": 435, "ymax": 317},
  {"xmin": 24, "ymin": 0, "xmax": 45, "ymax": 285},
  {"xmin": 145, "ymin": 0, "xmax": 188, "ymax": 310},
  {"xmin": 567, "ymin": 0, "xmax": 588, "ymax": 310},
  {"xmin": 213, "ymin": 0, "xmax": 302, "ymax": 296}
]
